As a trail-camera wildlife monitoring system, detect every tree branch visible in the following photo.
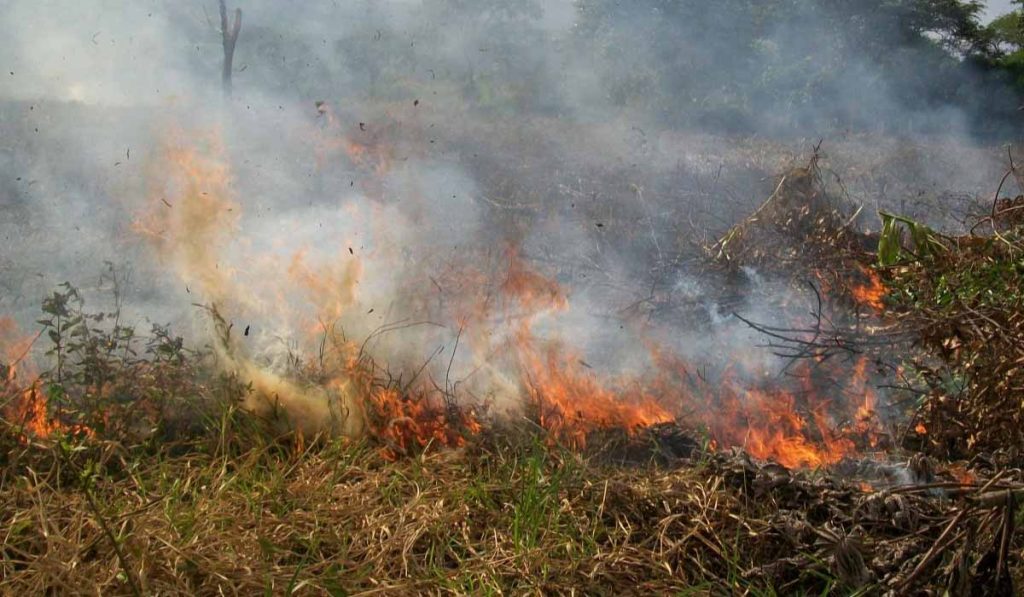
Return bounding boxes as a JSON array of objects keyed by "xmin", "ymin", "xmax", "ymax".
[{"xmin": 219, "ymin": 1, "xmax": 243, "ymax": 97}]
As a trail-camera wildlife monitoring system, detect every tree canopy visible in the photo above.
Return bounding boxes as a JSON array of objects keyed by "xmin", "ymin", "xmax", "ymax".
[{"xmin": 571, "ymin": 0, "xmax": 1018, "ymax": 135}]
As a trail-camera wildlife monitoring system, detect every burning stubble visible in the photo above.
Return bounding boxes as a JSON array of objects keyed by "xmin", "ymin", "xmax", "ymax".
[
  {"xmin": 117, "ymin": 131, "xmax": 892, "ymax": 468},
  {"xmin": 0, "ymin": 1, "xmax": 1014, "ymax": 464}
]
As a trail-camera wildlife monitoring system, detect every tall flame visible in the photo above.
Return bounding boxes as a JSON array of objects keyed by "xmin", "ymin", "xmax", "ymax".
[{"xmin": 135, "ymin": 131, "xmax": 366, "ymax": 439}]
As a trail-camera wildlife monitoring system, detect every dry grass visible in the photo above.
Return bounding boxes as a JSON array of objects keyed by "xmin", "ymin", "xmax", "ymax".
[{"xmin": 2, "ymin": 413, "xmax": 1022, "ymax": 596}]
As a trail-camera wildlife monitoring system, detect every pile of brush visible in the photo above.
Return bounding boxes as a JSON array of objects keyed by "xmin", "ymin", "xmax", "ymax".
[
  {"xmin": 711, "ymin": 154, "xmax": 869, "ymax": 266},
  {"xmin": 880, "ymin": 195, "xmax": 1024, "ymax": 462},
  {"xmin": 710, "ymin": 151, "xmax": 1024, "ymax": 468}
]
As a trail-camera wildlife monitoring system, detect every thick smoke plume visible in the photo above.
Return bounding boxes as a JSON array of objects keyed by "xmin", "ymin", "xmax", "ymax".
[{"xmin": 0, "ymin": 1, "xmax": 1016, "ymax": 458}]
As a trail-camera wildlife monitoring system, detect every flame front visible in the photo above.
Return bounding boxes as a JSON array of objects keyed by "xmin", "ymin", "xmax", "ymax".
[{"xmin": 2, "ymin": 127, "xmax": 889, "ymax": 467}]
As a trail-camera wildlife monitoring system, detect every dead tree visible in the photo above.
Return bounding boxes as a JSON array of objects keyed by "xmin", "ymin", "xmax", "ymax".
[{"xmin": 219, "ymin": 0, "xmax": 242, "ymax": 97}]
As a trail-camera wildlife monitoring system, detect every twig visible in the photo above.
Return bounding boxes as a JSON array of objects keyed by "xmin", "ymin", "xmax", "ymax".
[
  {"xmin": 997, "ymin": 489, "xmax": 1015, "ymax": 580},
  {"xmin": 83, "ymin": 488, "xmax": 143, "ymax": 597},
  {"xmin": 898, "ymin": 507, "xmax": 969, "ymax": 590},
  {"xmin": 987, "ymin": 148, "xmax": 1022, "ymax": 252}
]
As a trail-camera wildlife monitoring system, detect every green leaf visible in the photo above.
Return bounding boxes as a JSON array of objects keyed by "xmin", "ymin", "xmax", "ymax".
[
  {"xmin": 878, "ymin": 213, "xmax": 902, "ymax": 266},
  {"xmin": 877, "ymin": 211, "xmax": 946, "ymax": 266}
]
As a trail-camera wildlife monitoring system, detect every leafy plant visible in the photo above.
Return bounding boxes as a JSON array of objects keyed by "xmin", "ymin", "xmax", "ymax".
[{"xmin": 877, "ymin": 211, "xmax": 947, "ymax": 266}]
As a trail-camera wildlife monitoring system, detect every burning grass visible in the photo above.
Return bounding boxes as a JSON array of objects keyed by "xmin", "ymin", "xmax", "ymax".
[
  {"xmin": 1, "ymin": 256, "xmax": 1021, "ymax": 595},
  {"xmin": 3, "ymin": 150, "xmax": 1024, "ymax": 593}
]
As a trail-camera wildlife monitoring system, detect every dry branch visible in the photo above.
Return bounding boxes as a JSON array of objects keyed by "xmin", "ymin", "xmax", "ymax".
[{"xmin": 219, "ymin": 0, "xmax": 242, "ymax": 97}]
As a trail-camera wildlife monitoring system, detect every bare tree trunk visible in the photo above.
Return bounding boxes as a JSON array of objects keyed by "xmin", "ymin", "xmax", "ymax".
[{"xmin": 219, "ymin": 0, "xmax": 242, "ymax": 97}]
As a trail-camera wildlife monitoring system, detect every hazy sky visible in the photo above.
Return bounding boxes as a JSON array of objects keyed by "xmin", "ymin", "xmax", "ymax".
[{"xmin": 984, "ymin": 0, "xmax": 1016, "ymax": 21}]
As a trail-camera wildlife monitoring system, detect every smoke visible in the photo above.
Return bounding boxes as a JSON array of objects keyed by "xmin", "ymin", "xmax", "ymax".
[{"xmin": 0, "ymin": 0, "xmax": 1015, "ymax": 440}]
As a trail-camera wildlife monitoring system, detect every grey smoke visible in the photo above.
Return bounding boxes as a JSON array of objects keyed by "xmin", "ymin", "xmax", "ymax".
[{"xmin": 0, "ymin": 1, "xmax": 1014, "ymax": 424}]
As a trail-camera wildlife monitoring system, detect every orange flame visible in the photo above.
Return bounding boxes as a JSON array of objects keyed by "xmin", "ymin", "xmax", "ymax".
[
  {"xmin": 495, "ymin": 250, "xmax": 673, "ymax": 447},
  {"xmin": 495, "ymin": 252, "xmax": 883, "ymax": 464},
  {"xmin": 367, "ymin": 386, "xmax": 481, "ymax": 460},
  {"xmin": 852, "ymin": 268, "xmax": 886, "ymax": 311},
  {"xmin": 1, "ymin": 318, "xmax": 92, "ymax": 441},
  {"xmin": 947, "ymin": 465, "xmax": 977, "ymax": 486},
  {"xmin": 706, "ymin": 373, "xmax": 854, "ymax": 469},
  {"xmin": 126, "ymin": 130, "xmax": 891, "ymax": 465},
  {"xmin": 518, "ymin": 341, "xmax": 673, "ymax": 448}
]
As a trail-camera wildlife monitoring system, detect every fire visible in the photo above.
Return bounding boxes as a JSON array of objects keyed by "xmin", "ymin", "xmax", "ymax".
[
  {"xmin": 501, "ymin": 248, "xmax": 568, "ymax": 312},
  {"xmin": 495, "ymin": 253, "xmax": 882, "ymax": 464},
  {"xmin": 849, "ymin": 358, "xmax": 882, "ymax": 448},
  {"xmin": 496, "ymin": 250, "xmax": 673, "ymax": 447},
  {"xmin": 124, "ymin": 129, "xmax": 892, "ymax": 466},
  {"xmin": 8, "ymin": 387, "xmax": 94, "ymax": 440},
  {"xmin": 133, "ymin": 131, "xmax": 482, "ymax": 455},
  {"xmin": 1, "ymin": 318, "xmax": 92, "ymax": 441},
  {"xmin": 289, "ymin": 247, "xmax": 362, "ymax": 324},
  {"xmin": 947, "ymin": 465, "xmax": 977, "ymax": 486},
  {"xmin": 367, "ymin": 386, "xmax": 482, "ymax": 459},
  {"xmin": 134, "ymin": 131, "xmax": 241, "ymax": 308},
  {"xmin": 518, "ymin": 341, "xmax": 674, "ymax": 448},
  {"xmin": 705, "ymin": 377, "xmax": 854, "ymax": 469},
  {"xmin": 852, "ymin": 268, "xmax": 886, "ymax": 311}
]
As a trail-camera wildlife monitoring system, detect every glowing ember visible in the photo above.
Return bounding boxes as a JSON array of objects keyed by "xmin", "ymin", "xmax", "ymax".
[{"xmin": 948, "ymin": 465, "xmax": 977, "ymax": 486}]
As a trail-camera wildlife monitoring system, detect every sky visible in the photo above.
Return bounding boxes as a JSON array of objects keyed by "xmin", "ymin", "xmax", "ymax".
[{"xmin": 984, "ymin": 0, "xmax": 1016, "ymax": 21}]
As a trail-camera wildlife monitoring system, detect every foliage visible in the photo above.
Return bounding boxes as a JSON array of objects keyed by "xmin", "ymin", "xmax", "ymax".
[
  {"xmin": 876, "ymin": 211, "xmax": 947, "ymax": 266},
  {"xmin": 20, "ymin": 269, "xmax": 216, "ymax": 442},
  {"xmin": 573, "ymin": 0, "xmax": 1018, "ymax": 135},
  {"xmin": 987, "ymin": 1, "xmax": 1024, "ymax": 89},
  {"xmin": 884, "ymin": 219, "xmax": 1024, "ymax": 459}
]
